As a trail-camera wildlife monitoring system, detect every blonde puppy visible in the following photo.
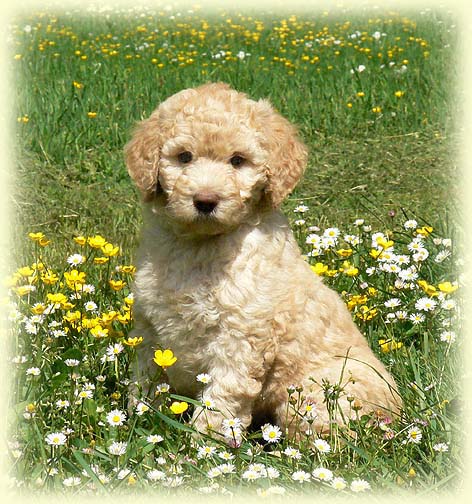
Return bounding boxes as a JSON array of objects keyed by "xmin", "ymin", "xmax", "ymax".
[{"xmin": 125, "ymin": 82, "xmax": 401, "ymax": 438}]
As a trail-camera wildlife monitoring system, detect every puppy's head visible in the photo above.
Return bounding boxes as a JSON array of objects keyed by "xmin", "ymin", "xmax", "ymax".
[{"xmin": 125, "ymin": 82, "xmax": 307, "ymax": 236}]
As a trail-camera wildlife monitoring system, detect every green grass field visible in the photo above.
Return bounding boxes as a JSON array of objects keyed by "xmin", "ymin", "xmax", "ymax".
[{"xmin": 6, "ymin": 2, "xmax": 462, "ymax": 497}]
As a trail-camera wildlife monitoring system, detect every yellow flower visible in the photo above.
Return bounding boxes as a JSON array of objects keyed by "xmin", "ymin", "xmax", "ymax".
[
  {"xmin": 438, "ymin": 281, "xmax": 458, "ymax": 294},
  {"xmin": 17, "ymin": 266, "xmax": 35, "ymax": 278},
  {"xmin": 101, "ymin": 243, "xmax": 120, "ymax": 257},
  {"xmin": 124, "ymin": 295, "xmax": 134, "ymax": 306},
  {"xmin": 101, "ymin": 311, "xmax": 118, "ymax": 325},
  {"xmin": 116, "ymin": 311, "xmax": 131, "ymax": 324},
  {"xmin": 109, "ymin": 279, "xmax": 126, "ymax": 291},
  {"xmin": 90, "ymin": 325, "xmax": 109, "ymax": 338},
  {"xmin": 370, "ymin": 248, "xmax": 383, "ymax": 259},
  {"xmin": 15, "ymin": 285, "xmax": 36, "ymax": 296},
  {"xmin": 41, "ymin": 271, "xmax": 59, "ymax": 285},
  {"xmin": 74, "ymin": 236, "xmax": 87, "ymax": 246},
  {"xmin": 336, "ymin": 248, "xmax": 353, "ymax": 257},
  {"xmin": 346, "ymin": 294, "xmax": 368, "ymax": 310},
  {"xmin": 394, "ymin": 90, "xmax": 405, "ymax": 98},
  {"xmin": 153, "ymin": 349, "xmax": 177, "ymax": 368},
  {"xmin": 87, "ymin": 235, "xmax": 107, "ymax": 248},
  {"xmin": 311, "ymin": 263, "xmax": 328, "ymax": 275},
  {"xmin": 340, "ymin": 261, "xmax": 359, "ymax": 276},
  {"xmin": 170, "ymin": 401, "xmax": 188, "ymax": 415},
  {"xmin": 356, "ymin": 305, "xmax": 378, "ymax": 321},
  {"xmin": 81, "ymin": 317, "xmax": 100, "ymax": 329},
  {"xmin": 325, "ymin": 269, "xmax": 338, "ymax": 277},
  {"xmin": 417, "ymin": 280, "xmax": 438, "ymax": 297},
  {"xmin": 415, "ymin": 226, "xmax": 433, "ymax": 237},
  {"xmin": 31, "ymin": 303, "xmax": 46, "ymax": 315},
  {"xmin": 118, "ymin": 265, "xmax": 136, "ymax": 274},
  {"xmin": 94, "ymin": 257, "xmax": 109, "ymax": 265},
  {"xmin": 73, "ymin": 81, "xmax": 83, "ymax": 89},
  {"xmin": 28, "ymin": 232, "xmax": 45, "ymax": 242},
  {"xmin": 39, "ymin": 238, "xmax": 51, "ymax": 246},
  {"xmin": 375, "ymin": 237, "xmax": 394, "ymax": 249},
  {"xmin": 87, "ymin": 111, "xmax": 97, "ymax": 118},
  {"xmin": 372, "ymin": 106, "xmax": 382, "ymax": 113},
  {"xmin": 64, "ymin": 269, "xmax": 86, "ymax": 289},
  {"xmin": 379, "ymin": 338, "xmax": 403, "ymax": 353},
  {"xmin": 47, "ymin": 292, "xmax": 69, "ymax": 308},
  {"xmin": 63, "ymin": 310, "xmax": 82, "ymax": 323},
  {"xmin": 123, "ymin": 336, "xmax": 144, "ymax": 347}
]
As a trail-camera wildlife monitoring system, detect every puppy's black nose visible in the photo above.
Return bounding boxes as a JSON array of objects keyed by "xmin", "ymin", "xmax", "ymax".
[{"xmin": 193, "ymin": 192, "xmax": 220, "ymax": 214}]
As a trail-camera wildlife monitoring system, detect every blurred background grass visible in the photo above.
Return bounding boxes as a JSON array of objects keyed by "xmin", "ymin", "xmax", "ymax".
[{"xmin": 9, "ymin": 3, "xmax": 460, "ymax": 263}]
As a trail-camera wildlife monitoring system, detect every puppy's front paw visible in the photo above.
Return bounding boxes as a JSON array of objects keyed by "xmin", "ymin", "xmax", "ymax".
[
  {"xmin": 191, "ymin": 407, "xmax": 245, "ymax": 446},
  {"xmin": 191, "ymin": 407, "xmax": 223, "ymax": 436}
]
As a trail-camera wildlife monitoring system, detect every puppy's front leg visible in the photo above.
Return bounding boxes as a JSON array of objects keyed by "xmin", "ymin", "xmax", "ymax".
[{"xmin": 191, "ymin": 353, "xmax": 264, "ymax": 439}]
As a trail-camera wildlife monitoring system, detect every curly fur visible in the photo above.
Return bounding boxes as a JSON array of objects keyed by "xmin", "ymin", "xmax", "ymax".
[{"xmin": 125, "ymin": 82, "xmax": 402, "ymax": 437}]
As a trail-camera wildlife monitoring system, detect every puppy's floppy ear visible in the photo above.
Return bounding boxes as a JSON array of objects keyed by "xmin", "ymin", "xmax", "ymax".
[
  {"xmin": 124, "ymin": 113, "xmax": 162, "ymax": 202},
  {"xmin": 257, "ymin": 100, "xmax": 308, "ymax": 208}
]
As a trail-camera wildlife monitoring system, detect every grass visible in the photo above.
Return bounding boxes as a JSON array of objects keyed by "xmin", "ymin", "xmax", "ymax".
[{"xmin": 5, "ymin": 2, "xmax": 463, "ymax": 497}]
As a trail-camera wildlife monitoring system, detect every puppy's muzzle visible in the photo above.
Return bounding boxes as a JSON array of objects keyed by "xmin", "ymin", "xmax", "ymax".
[{"xmin": 193, "ymin": 192, "xmax": 220, "ymax": 215}]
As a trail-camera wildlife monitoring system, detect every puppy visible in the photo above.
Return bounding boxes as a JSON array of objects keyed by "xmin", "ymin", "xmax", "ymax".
[{"xmin": 125, "ymin": 82, "xmax": 401, "ymax": 438}]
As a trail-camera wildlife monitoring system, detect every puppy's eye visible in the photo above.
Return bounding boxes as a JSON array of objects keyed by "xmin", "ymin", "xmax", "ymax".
[
  {"xmin": 230, "ymin": 155, "xmax": 245, "ymax": 167},
  {"xmin": 177, "ymin": 151, "xmax": 193, "ymax": 164}
]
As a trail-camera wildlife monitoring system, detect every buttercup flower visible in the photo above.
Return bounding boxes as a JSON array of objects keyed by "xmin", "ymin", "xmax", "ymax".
[
  {"xmin": 170, "ymin": 401, "xmax": 188, "ymax": 414},
  {"xmin": 153, "ymin": 349, "xmax": 177, "ymax": 368}
]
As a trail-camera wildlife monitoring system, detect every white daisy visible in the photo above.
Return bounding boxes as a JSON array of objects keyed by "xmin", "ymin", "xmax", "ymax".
[
  {"xmin": 312, "ymin": 467, "xmax": 333, "ymax": 481},
  {"xmin": 207, "ymin": 467, "xmax": 222, "ymax": 479},
  {"xmin": 63, "ymin": 476, "xmax": 81, "ymax": 487},
  {"xmin": 283, "ymin": 446, "xmax": 302, "ymax": 459},
  {"xmin": 350, "ymin": 479, "xmax": 371, "ymax": 492},
  {"xmin": 84, "ymin": 301, "xmax": 98, "ymax": 312},
  {"xmin": 384, "ymin": 298, "xmax": 402, "ymax": 309},
  {"xmin": 108, "ymin": 441, "xmax": 127, "ymax": 456},
  {"xmin": 218, "ymin": 450, "xmax": 234, "ymax": 461},
  {"xmin": 407, "ymin": 425, "xmax": 422, "ymax": 444},
  {"xmin": 261, "ymin": 423, "xmax": 282, "ymax": 443},
  {"xmin": 409, "ymin": 313, "xmax": 425, "ymax": 324},
  {"xmin": 433, "ymin": 442, "xmax": 449, "ymax": 452},
  {"xmin": 440, "ymin": 331, "xmax": 456, "ymax": 344},
  {"xmin": 106, "ymin": 409, "xmax": 127, "ymax": 427},
  {"xmin": 306, "ymin": 233, "xmax": 321, "ymax": 245},
  {"xmin": 156, "ymin": 383, "xmax": 170, "ymax": 393},
  {"xmin": 45, "ymin": 432, "xmax": 67, "ymax": 446},
  {"xmin": 404, "ymin": 219, "xmax": 418, "ymax": 230},
  {"xmin": 67, "ymin": 254, "xmax": 85, "ymax": 266},
  {"xmin": 242, "ymin": 469, "xmax": 261, "ymax": 481},
  {"xmin": 415, "ymin": 297, "xmax": 437, "ymax": 312},
  {"xmin": 135, "ymin": 402, "xmax": 150, "ymax": 416},
  {"xmin": 292, "ymin": 470, "xmax": 311, "ymax": 483},
  {"xmin": 55, "ymin": 399, "xmax": 70, "ymax": 410},
  {"xmin": 313, "ymin": 439, "xmax": 331, "ymax": 454},
  {"xmin": 197, "ymin": 445, "xmax": 217, "ymax": 459},
  {"xmin": 147, "ymin": 469, "xmax": 166, "ymax": 481},
  {"xmin": 266, "ymin": 466, "xmax": 280, "ymax": 479},
  {"xmin": 196, "ymin": 373, "xmax": 212, "ymax": 384},
  {"xmin": 64, "ymin": 358, "xmax": 80, "ymax": 367},
  {"xmin": 146, "ymin": 434, "xmax": 164, "ymax": 444},
  {"xmin": 218, "ymin": 463, "xmax": 235, "ymax": 474},
  {"xmin": 331, "ymin": 477, "xmax": 347, "ymax": 490}
]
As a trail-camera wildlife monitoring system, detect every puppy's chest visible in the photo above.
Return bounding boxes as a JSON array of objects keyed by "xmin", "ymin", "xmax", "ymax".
[{"xmin": 137, "ymin": 255, "xmax": 230, "ymax": 339}]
